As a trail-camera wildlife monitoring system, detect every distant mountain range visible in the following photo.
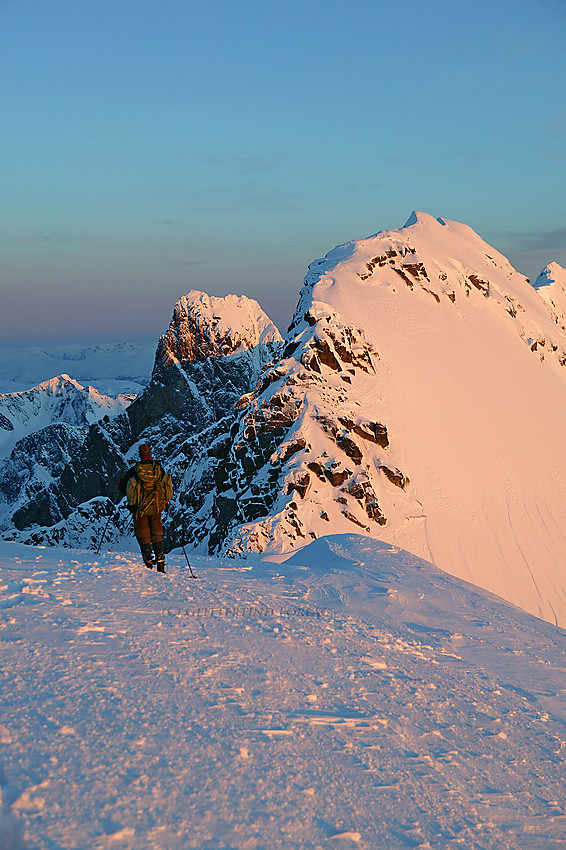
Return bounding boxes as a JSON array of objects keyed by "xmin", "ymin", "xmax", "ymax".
[
  {"xmin": 0, "ymin": 341, "xmax": 155, "ymax": 395},
  {"xmin": 2, "ymin": 213, "xmax": 566, "ymax": 627}
]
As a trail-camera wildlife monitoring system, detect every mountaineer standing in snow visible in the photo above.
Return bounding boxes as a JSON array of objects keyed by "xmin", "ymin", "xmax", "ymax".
[{"xmin": 120, "ymin": 444, "xmax": 173, "ymax": 573}]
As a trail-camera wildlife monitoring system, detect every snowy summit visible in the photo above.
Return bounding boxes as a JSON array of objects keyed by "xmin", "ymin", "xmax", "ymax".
[
  {"xmin": 533, "ymin": 261, "xmax": 566, "ymax": 322},
  {"xmin": 155, "ymin": 290, "xmax": 283, "ymax": 367},
  {"xmin": 4, "ymin": 213, "xmax": 566, "ymax": 849},
  {"xmin": 190, "ymin": 212, "xmax": 566, "ymax": 627},
  {"xmin": 4, "ymin": 215, "xmax": 566, "ymax": 628}
]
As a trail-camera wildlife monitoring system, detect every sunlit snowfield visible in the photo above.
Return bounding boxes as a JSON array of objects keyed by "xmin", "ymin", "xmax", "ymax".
[{"xmin": 2, "ymin": 534, "xmax": 566, "ymax": 849}]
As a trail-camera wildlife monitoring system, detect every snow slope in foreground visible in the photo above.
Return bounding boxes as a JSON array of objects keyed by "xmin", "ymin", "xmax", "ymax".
[{"xmin": 2, "ymin": 535, "xmax": 566, "ymax": 849}]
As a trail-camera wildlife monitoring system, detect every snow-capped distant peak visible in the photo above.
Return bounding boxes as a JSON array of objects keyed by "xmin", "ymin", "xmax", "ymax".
[
  {"xmin": 0, "ymin": 341, "xmax": 154, "ymax": 396},
  {"xmin": 533, "ymin": 262, "xmax": 566, "ymax": 317},
  {"xmin": 2, "ymin": 373, "xmax": 127, "ymax": 409},
  {"xmin": 155, "ymin": 289, "xmax": 283, "ymax": 367},
  {"xmin": 33, "ymin": 374, "xmax": 83, "ymax": 394},
  {"xmin": 0, "ymin": 374, "xmax": 132, "ymax": 458},
  {"xmin": 534, "ymin": 261, "xmax": 566, "ymax": 287}
]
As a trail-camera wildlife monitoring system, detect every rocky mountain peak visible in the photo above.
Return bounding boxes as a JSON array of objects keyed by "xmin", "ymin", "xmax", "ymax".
[
  {"xmin": 169, "ymin": 214, "xmax": 566, "ymax": 630},
  {"xmin": 6, "ymin": 215, "xmax": 566, "ymax": 630},
  {"xmin": 154, "ymin": 290, "xmax": 283, "ymax": 368},
  {"xmin": 207, "ymin": 297, "xmax": 416, "ymax": 559}
]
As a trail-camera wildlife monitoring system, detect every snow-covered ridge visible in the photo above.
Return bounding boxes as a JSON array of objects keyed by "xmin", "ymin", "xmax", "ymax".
[
  {"xmin": 210, "ymin": 298, "xmax": 423, "ymax": 561},
  {"xmin": 0, "ymin": 373, "xmax": 131, "ymax": 453},
  {"xmin": 296, "ymin": 211, "xmax": 566, "ymax": 364},
  {"xmin": 197, "ymin": 212, "xmax": 566, "ymax": 627},
  {"xmin": 154, "ymin": 290, "xmax": 283, "ymax": 367},
  {"xmin": 4, "ymin": 213, "xmax": 566, "ymax": 630}
]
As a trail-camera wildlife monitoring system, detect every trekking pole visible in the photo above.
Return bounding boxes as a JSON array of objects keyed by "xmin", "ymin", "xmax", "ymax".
[
  {"xmin": 96, "ymin": 505, "xmax": 119, "ymax": 554},
  {"xmin": 169, "ymin": 512, "xmax": 198, "ymax": 578},
  {"xmin": 181, "ymin": 543, "xmax": 198, "ymax": 579}
]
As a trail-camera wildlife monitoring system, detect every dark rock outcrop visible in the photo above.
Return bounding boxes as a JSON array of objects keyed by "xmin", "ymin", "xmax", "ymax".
[
  {"xmin": 2, "ymin": 292, "xmax": 283, "ymax": 543},
  {"xmin": 1, "ymin": 424, "xmax": 86, "ymax": 529}
]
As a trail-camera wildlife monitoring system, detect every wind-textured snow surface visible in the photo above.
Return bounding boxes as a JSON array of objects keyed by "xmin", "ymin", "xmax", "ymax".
[{"xmin": 2, "ymin": 534, "xmax": 566, "ymax": 849}]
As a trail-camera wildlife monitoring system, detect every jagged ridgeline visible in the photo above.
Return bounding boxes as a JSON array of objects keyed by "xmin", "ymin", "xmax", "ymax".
[
  {"xmin": 205, "ymin": 300, "xmax": 416, "ymax": 557},
  {"xmin": 4, "ymin": 213, "xmax": 566, "ymax": 629},
  {"xmin": 0, "ymin": 286, "xmax": 415, "ymax": 557},
  {"xmin": 0, "ymin": 292, "xmax": 282, "ymax": 550}
]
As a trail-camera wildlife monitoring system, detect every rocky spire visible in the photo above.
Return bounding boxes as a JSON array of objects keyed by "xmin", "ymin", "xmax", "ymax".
[{"xmin": 154, "ymin": 290, "xmax": 282, "ymax": 368}]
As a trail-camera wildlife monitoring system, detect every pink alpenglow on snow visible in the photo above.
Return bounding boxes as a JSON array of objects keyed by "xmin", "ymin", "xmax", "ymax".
[
  {"xmin": 225, "ymin": 212, "xmax": 566, "ymax": 627},
  {"xmin": 533, "ymin": 261, "xmax": 566, "ymax": 322},
  {"xmin": 3, "ymin": 534, "xmax": 566, "ymax": 847},
  {"xmin": 155, "ymin": 290, "xmax": 283, "ymax": 367}
]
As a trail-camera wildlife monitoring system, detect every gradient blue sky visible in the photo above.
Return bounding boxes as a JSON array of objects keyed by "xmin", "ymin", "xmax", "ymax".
[{"xmin": 2, "ymin": 0, "xmax": 565, "ymax": 343}]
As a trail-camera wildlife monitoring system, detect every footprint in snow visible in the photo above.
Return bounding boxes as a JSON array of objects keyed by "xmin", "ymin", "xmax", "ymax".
[{"xmin": 0, "ymin": 580, "xmax": 45, "ymax": 609}]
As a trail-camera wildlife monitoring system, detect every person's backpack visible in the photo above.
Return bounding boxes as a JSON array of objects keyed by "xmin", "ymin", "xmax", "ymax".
[{"xmin": 126, "ymin": 461, "xmax": 173, "ymax": 517}]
